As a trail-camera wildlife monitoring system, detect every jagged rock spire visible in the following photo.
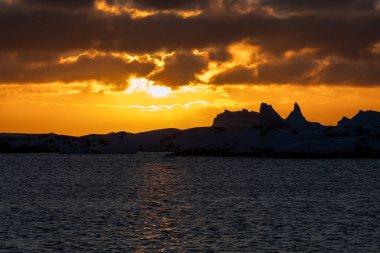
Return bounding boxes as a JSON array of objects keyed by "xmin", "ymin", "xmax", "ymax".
[
  {"xmin": 286, "ymin": 102, "xmax": 322, "ymax": 130},
  {"xmin": 286, "ymin": 102, "xmax": 306, "ymax": 123},
  {"xmin": 259, "ymin": 103, "xmax": 288, "ymax": 127}
]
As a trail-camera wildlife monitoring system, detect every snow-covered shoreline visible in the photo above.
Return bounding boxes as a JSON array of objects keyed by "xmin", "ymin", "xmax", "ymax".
[{"xmin": 2, "ymin": 103, "xmax": 380, "ymax": 157}]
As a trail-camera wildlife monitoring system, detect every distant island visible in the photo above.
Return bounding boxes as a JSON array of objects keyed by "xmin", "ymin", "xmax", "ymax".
[{"xmin": 1, "ymin": 103, "xmax": 380, "ymax": 158}]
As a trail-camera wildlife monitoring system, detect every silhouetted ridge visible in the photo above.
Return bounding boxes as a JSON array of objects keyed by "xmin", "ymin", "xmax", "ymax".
[
  {"xmin": 212, "ymin": 103, "xmax": 291, "ymax": 129},
  {"xmin": 338, "ymin": 110, "xmax": 380, "ymax": 127},
  {"xmin": 2, "ymin": 103, "xmax": 380, "ymax": 157},
  {"xmin": 212, "ymin": 109, "xmax": 260, "ymax": 129}
]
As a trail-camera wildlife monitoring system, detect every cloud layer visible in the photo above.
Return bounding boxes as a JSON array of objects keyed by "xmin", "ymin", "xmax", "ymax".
[{"xmin": 1, "ymin": 0, "xmax": 380, "ymax": 86}]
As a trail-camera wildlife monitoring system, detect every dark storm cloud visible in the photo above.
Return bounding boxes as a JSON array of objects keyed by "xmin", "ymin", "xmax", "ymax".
[
  {"xmin": 1, "ymin": 8, "xmax": 379, "ymax": 58},
  {"xmin": 260, "ymin": 0, "xmax": 378, "ymax": 12},
  {"xmin": 152, "ymin": 52, "xmax": 208, "ymax": 86},
  {"xmin": 213, "ymin": 56, "xmax": 318, "ymax": 85},
  {"xmin": 0, "ymin": 0, "xmax": 380, "ymax": 86},
  {"xmin": 10, "ymin": 0, "xmax": 379, "ymax": 12},
  {"xmin": 212, "ymin": 66, "xmax": 256, "ymax": 84},
  {"xmin": 0, "ymin": 0, "xmax": 95, "ymax": 11},
  {"xmin": 19, "ymin": 0, "xmax": 95, "ymax": 9},
  {"xmin": 318, "ymin": 58, "xmax": 380, "ymax": 86},
  {"xmin": 0, "ymin": 53, "xmax": 155, "ymax": 85},
  {"xmin": 129, "ymin": 0, "xmax": 208, "ymax": 10},
  {"xmin": 212, "ymin": 54, "xmax": 380, "ymax": 86},
  {"xmin": 2, "ymin": 0, "xmax": 206, "ymax": 11},
  {"xmin": 208, "ymin": 48, "xmax": 231, "ymax": 62},
  {"xmin": 0, "ymin": 10, "xmax": 108, "ymax": 52}
]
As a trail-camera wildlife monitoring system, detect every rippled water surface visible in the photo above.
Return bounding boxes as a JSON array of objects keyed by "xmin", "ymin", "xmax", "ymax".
[{"xmin": 1, "ymin": 153, "xmax": 380, "ymax": 252}]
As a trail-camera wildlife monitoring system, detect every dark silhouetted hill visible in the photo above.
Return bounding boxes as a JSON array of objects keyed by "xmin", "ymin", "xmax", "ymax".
[{"xmin": 1, "ymin": 103, "xmax": 380, "ymax": 157}]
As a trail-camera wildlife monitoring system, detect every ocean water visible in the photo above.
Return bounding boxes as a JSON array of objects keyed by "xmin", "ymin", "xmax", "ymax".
[{"xmin": 0, "ymin": 153, "xmax": 379, "ymax": 252}]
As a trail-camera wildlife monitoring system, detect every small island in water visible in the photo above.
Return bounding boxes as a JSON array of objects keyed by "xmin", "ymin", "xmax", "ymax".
[{"xmin": 1, "ymin": 102, "xmax": 380, "ymax": 158}]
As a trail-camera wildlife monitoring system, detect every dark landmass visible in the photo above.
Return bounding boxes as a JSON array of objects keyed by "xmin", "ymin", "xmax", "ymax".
[{"xmin": 1, "ymin": 103, "xmax": 380, "ymax": 157}]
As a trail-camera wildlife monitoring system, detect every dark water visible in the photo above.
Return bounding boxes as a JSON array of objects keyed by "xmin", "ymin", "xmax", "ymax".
[{"xmin": 0, "ymin": 153, "xmax": 379, "ymax": 252}]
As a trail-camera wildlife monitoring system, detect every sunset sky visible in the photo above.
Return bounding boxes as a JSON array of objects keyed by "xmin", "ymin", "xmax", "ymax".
[{"xmin": 1, "ymin": 0, "xmax": 380, "ymax": 135}]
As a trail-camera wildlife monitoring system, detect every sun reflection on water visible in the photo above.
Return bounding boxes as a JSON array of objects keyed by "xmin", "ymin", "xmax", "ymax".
[{"xmin": 131, "ymin": 162, "xmax": 192, "ymax": 251}]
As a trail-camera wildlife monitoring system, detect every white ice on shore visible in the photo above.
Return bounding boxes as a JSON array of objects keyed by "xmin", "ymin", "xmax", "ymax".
[{"xmin": 1, "ymin": 103, "xmax": 380, "ymax": 156}]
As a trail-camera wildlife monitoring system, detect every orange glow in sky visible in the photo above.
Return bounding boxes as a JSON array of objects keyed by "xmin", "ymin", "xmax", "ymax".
[
  {"xmin": 125, "ymin": 78, "xmax": 172, "ymax": 98},
  {"xmin": 1, "ymin": 81, "xmax": 380, "ymax": 136}
]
